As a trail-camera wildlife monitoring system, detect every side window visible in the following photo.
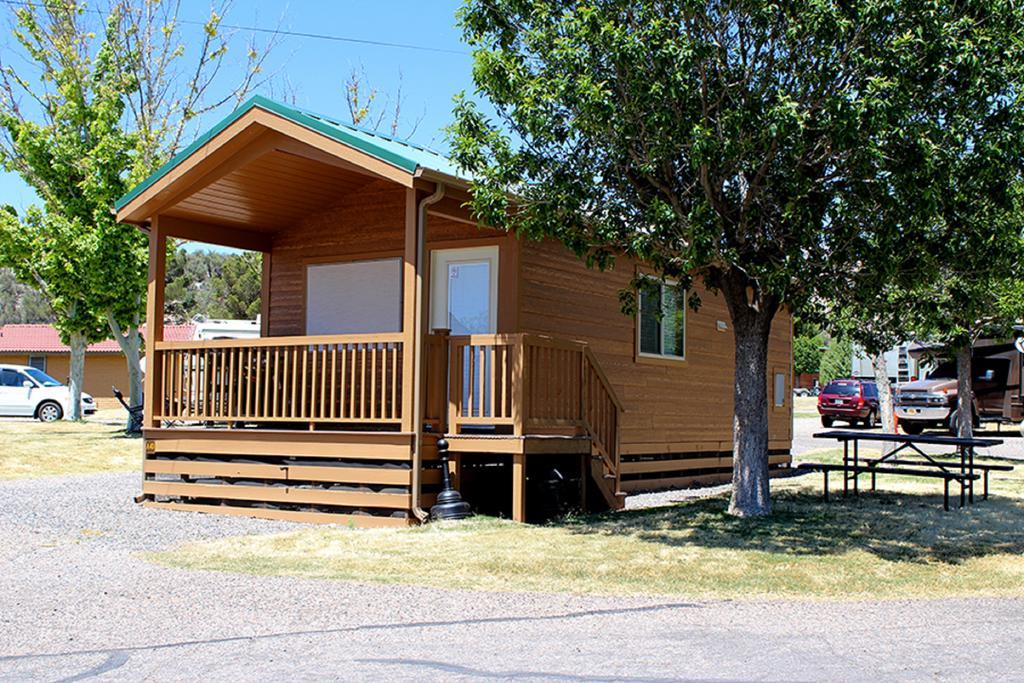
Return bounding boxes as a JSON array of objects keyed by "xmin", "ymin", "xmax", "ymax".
[
  {"xmin": 637, "ymin": 278, "xmax": 686, "ymax": 360},
  {"xmin": 864, "ymin": 384, "xmax": 877, "ymax": 399},
  {"xmin": 28, "ymin": 356, "xmax": 46, "ymax": 372},
  {"xmin": 774, "ymin": 372, "xmax": 786, "ymax": 407},
  {"xmin": 974, "ymin": 359, "xmax": 1009, "ymax": 385},
  {"xmin": 0, "ymin": 369, "xmax": 25, "ymax": 387}
]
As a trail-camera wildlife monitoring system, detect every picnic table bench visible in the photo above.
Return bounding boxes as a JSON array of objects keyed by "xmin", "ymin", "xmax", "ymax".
[{"xmin": 799, "ymin": 430, "xmax": 1010, "ymax": 511}]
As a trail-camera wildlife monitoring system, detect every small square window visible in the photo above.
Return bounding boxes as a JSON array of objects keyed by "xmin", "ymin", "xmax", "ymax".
[
  {"xmin": 28, "ymin": 356, "xmax": 46, "ymax": 372},
  {"xmin": 774, "ymin": 372, "xmax": 786, "ymax": 407},
  {"xmin": 637, "ymin": 278, "xmax": 685, "ymax": 360}
]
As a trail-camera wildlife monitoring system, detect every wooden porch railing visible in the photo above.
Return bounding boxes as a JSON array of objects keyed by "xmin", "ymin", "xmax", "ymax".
[
  {"xmin": 447, "ymin": 334, "xmax": 624, "ymax": 479},
  {"xmin": 153, "ymin": 334, "xmax": 405, "ymax": 426}
]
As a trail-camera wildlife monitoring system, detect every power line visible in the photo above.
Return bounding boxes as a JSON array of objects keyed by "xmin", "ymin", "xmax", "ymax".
[{"xmin": 0, "ymin": 0, "xmax": 472, "ymax": 56}]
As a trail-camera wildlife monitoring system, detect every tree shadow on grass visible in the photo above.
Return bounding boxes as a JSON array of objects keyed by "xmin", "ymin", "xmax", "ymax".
[{"xmin": 563, "ymin": 488, "xmax": 1024, "ymax": 566}]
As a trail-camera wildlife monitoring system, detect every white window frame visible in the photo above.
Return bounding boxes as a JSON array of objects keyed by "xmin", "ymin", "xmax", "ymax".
[
  {"xmin": 636, "ymin": 275, "xmax": 686, "ymax": 362},
  {"xmin": 429, "ymin": 245, "xmax": 500, "ymax": 334},
  {"xmin": 774, "ymin": 371, "xmax": 787, "ymax": 408},
  {"xmin": 27, "ymin": 356, "xmax": 46, "ymax": 372}
]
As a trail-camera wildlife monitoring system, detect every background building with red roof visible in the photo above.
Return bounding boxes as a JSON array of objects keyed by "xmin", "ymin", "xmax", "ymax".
[{"xmin": 0, "ymin": 323, "xmax": 195, "ymax": 407}]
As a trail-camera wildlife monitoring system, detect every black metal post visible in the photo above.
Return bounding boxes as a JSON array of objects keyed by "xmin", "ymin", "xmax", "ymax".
[
  {"xmin": 843, "ymin": 440, "xmax": 849, "ymax": 497},
  {"xmin": 430, "ymin": 438, "xmax": 472, "ymax": 521}
]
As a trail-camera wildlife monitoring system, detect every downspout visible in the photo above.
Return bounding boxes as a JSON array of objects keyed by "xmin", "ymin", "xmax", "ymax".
[{"xmin": 411, "ymin": 181, "xmax": 446, "ymax": 521}]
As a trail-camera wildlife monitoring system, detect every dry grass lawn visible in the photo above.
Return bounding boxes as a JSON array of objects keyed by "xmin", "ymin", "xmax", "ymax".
[
  {"xmin": 794, "ymin": 395, "xmax": 819, "ymax": 418},
  {"xmin": 149, "ymin": 448, "xmax": 1024, "ymax": 600},
  {"xmin": 0, "ymin": 411, "xmax": 138, "ymax": 479}
]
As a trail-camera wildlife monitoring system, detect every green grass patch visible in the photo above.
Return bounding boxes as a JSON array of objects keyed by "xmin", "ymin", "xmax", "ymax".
[{"xmin": 148, "ymin": 448, "xmax": 1024, "ymax": 600}]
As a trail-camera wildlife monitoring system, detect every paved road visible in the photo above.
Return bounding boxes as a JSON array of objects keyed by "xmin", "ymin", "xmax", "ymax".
[{"xmin": 3, "ymin": 470, "xmax": 1024, "ymax": 681}]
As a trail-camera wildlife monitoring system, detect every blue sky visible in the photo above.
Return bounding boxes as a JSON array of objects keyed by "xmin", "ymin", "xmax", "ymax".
[{"xmin": 0, "ymin": 0, "xmax": 481, "ymax": 215}]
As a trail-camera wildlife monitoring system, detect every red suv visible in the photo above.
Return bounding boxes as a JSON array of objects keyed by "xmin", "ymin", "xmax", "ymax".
[{"xmin": 817, "ymin": 379, "xmax": 879, "ymax": 428}]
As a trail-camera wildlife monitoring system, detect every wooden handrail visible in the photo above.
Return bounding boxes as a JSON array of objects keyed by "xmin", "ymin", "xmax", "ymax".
[
  {"xmin": 153, "ymin": 335, "xmax": 405, "ymax": 426},
  {"xmin": 448, "ymin": 333, "xmax": 622, "ymax": 485},
  {"xmin": 155, "ymin": 332, "xmax": 403, "ymax": 350},
  {"xmin": 583, "ymin": 346, "xmax": 624, "ymax": 413}
]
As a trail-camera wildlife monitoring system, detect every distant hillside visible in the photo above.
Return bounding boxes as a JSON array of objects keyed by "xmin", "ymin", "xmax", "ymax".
[
  {"xmin": 0, "ymin": 248, "xmax": 261, "ymax": 328},
  {"xmin": 0, "ymin": 268, "xmax": 53, "ymax": 325},
  {"xmin": 164, "ymin": 248, "xmax": 262, "ymax": 323}
]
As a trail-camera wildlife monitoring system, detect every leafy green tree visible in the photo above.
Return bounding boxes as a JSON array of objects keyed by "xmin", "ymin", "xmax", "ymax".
[
  {"xmin": 908, "ymin": 266, "xmax": 1024, "ymax": 438},
  {"xmin": 0, "ymin": 0, "xmax": 276, "ymax": 411},
  {"xmin": 0, "ymin": 207, "xmax": 106, "ymax": 418},
  {"xmin": 793, "ymin": 335, "xmax": 823, "ymax": 378},
  {"xmin": 0, "ymin": 267, "xmax": 53, "ymax": 324},
  {"xmin": 898, "ymin": 102, "xmax": 1024, "ymax": 438},
  {"xmin": 823, "ymin": 0, "xmax": 1024, "ymax": 439},
  {"xmin": 162, "ymin": 248, "xmax": 262, "ymax": 322},
  {"xmin": 164, "ymin": 248, "xmax": 224, "ymax": 323},
  {"xmin": 819, "ymin": 339, "xmax": 853, "ymax": 387},
  {"xmin": 449, "ymin": 0, "xmax": 1024, "ymax": 515},
  {"xmin": 209, "ymin": 251, "xmax": 262, "ymax": 320}
]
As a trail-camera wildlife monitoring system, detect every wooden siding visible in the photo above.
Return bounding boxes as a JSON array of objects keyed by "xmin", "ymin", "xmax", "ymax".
[
  {"xmin": 266, "ymin": 181, "xmax": 516, "ymax": 337},
  {"xmin": 516, "ymin": 239, "xmax": 794, "ymax": 460}
]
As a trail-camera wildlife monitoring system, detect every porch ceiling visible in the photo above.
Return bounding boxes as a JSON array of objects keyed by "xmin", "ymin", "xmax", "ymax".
[
  {"xmin": 162, "ymin": 148, "xmax": 376, "ymax": 232},
  {"xmin": 116, "ymin": 96, "xmax": 472, "ymax": 237}
]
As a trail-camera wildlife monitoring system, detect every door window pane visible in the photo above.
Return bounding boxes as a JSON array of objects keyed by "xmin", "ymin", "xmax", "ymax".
[{"xmin": 447, "ymin": 261, "xmax": 491, "ymax": 334}]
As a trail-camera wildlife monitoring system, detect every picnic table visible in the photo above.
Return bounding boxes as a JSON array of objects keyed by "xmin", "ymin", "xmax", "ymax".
[{"xmin": 800, "ymin": 430, "xmax": 1012, "ymax": 510}]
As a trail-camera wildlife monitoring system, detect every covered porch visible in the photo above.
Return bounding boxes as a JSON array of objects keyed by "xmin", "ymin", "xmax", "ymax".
[{"xmin": 115, "ymin": 97, "xmax": 623, "ymax": 526}]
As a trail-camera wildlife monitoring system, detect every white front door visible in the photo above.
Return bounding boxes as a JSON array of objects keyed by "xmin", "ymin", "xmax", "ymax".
[{"xmin": 430, "ymin": 246, "xmax": 499, "ymax": 334}]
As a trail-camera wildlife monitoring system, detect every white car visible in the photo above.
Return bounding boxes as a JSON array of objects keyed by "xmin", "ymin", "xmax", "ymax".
[{"xmin": 0, "ymin": 364, "xmax": 96, "ymax": 421}]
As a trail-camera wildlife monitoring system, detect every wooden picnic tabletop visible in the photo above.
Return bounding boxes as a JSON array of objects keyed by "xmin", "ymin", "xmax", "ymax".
[{"xmin": 813, "ymin": 430, "xmax": 1004, "ymax": 448}]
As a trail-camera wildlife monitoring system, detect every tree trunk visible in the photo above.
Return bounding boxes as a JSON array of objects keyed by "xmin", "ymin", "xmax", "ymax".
[
  {"xmin": 956, "ymin": 345, "xmax": 973, "ymax": 439},
  {"xmin": 870, "ymin": 352, "xmax": 896, "ymax": 453},
  {"xmin": 107, "ymin": 311, "xmax": 144, "ymax": 414},
  {"xmin": 718, "ymin": 268, "xmax": 778, "ymax": 518},
  {"xmin": 68, "ymin": 331, "xmax": 86, "ymax": 421},
  {"xmin": 729, "ymin": 317, "xmax": 773, "ymax": 516}
]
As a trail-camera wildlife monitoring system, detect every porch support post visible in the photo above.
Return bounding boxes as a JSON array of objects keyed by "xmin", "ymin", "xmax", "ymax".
[
  {"xmin": 512, "ymin": 453, "xmax": 527, "ymax": 522},
  {"xmin": 143, "ymin": 215, "xmax": 167, "ymax": 430},
  {"xmin": 260, "ymin": 251, "xmax": 271, "ymax": 336},
  {"xmin": 402, "ymin": 188, "xmax": 418, "ymax": 432}
]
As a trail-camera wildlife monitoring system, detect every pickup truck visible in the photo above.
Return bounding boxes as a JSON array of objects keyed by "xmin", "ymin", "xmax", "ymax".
[{"xmin": 895, "ymin": 342, "xmax": 1023, "ymax": 435}]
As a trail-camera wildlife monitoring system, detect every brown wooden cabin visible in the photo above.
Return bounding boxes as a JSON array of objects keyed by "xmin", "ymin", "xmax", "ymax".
[{"xmin": 115, "ymin": 96, "xmax": 793, "ymax": 528}]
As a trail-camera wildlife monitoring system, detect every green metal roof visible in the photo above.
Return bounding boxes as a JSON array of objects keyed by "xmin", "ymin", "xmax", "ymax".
[{"xmin": 115, "ymin": 95, "xmax": 465, "ymax": 211}]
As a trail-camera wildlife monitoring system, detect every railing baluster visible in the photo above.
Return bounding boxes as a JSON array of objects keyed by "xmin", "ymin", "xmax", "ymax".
[
  {"xmin": 329, "ymin": 344, "xmax": 337, "ymax": 419},
  {"xmin": 390, "ymin": 344, "xmax": 398, "ymax": 420},
  {"xmin": 310, "ymin": 344, "xmax": 318, "ymax": 421},
  {"xmin": 299, "ymin": 346, "xmax": 307, "ymax": 419},
  {"xmin": 359, "ymin": 345, "xmax": 367, "ymax": 420},
  {"xmin": 271, "ymin": 348, "xmax": 279, "ymax": 418},
  {"xmin": 370, "ymin": 344, "xmax": 378, "ymax": 420},
  {"xmin": 318, "ymin": 345, "xmax": 327, "ymax": 420}
]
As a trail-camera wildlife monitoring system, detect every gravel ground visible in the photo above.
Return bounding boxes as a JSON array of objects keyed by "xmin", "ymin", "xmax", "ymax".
[{"xmin": 2, "ymin": 469, "xmax": 1024, "ymax": 681}]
